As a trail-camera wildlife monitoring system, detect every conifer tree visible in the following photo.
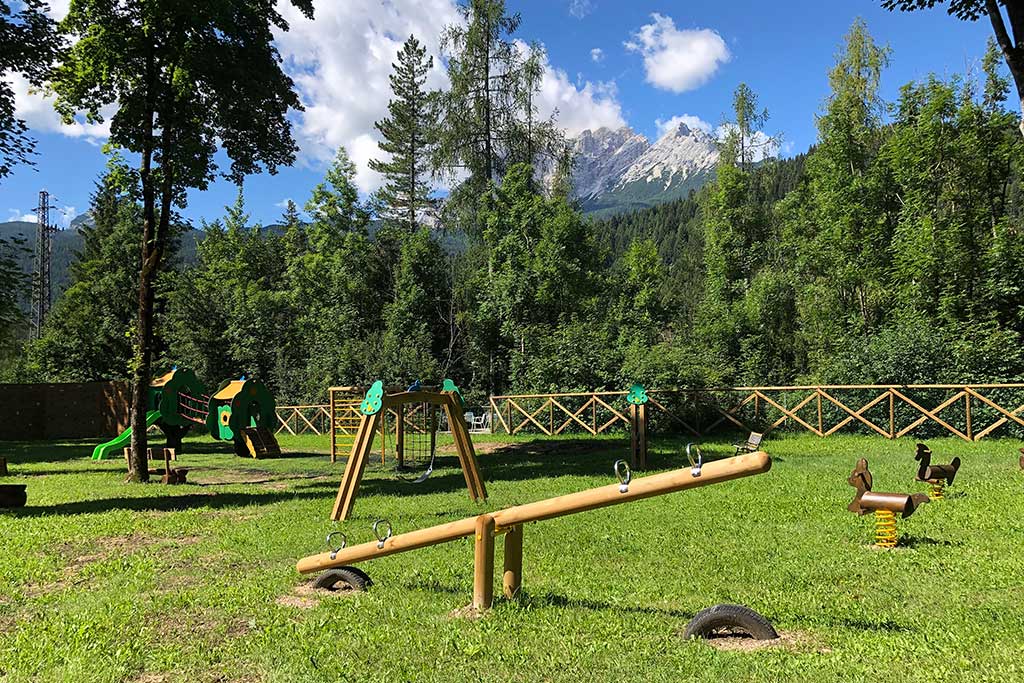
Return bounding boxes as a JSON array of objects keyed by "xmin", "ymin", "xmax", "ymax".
[{"xmin": 370, "ymin": 35, "xmax": 436, "ymax": 232}]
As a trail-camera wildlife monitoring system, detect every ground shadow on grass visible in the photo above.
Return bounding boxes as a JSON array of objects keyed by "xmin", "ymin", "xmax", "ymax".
[
  {"xmin": 400, "ymin": 575, "xmax": 698, "ymax": 619},
  {"xmin": 19, "ymin": 466, "xmax": 124, "ymax": 476},
  {"xmin": 2, "ymin": 440, "xmax": 97, "ymax": 465},
  {"xmin": 519, "ymin": 592, "xmax": 697, "ymax": 620},
  {"xmin": 819, "ymin": 617, "xmax": 912, "ymax": 633},
  {"xmin": 899, "ymin": 535, "xmax": 959, "ymax": 548},
  {"xmin": 4, "ymin": 435, "xmax": 760, "ymax": 515},
  {"xmin": 3, "ymin": 488, "xmax": 330, "ymax": 517},
  {"xmin": 3, "ymin": 436, "xmax": 326, "ymax": 471},
  {"xmin": 282, "ymin": 437, "xmax": 750, "ymax": 500}
]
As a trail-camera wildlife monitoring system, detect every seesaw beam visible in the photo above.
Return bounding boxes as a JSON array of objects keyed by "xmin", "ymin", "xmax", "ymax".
[{"xmin": 298, "ymin": 450, "xmax": 771, "ymax": 575}]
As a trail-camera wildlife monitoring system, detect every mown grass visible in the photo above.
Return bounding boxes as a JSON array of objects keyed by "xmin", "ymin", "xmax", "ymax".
[{"xmin": 1, "ymin": 430, "xmax": 1023, "ymax": 682}]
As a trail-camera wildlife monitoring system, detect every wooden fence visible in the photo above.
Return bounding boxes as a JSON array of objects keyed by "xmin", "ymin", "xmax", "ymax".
[
  {"xmin": 275, "ymin": 404, "xmax": 331, "ymax": 436},
  {"xmin": 489, "ymin": 384, "xmax": 1024, "ymax": 442}
]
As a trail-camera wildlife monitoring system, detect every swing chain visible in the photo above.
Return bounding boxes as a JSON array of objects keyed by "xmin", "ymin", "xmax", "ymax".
[
  {"xmin": 326, "ymin": 531, "xmax": 347, "ymax": 560},
  {"xmin": 614, "ymin": 459, "xmax": 631, "ymax": 494},
  {"xmin": 373, "ymin": 518, "xmax": 393, "ymax": 549}
]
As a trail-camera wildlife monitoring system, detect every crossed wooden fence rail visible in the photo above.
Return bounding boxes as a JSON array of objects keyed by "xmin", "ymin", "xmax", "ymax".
[
  {"xmin": 275, "ymin": 404, "xmax": 331, "ymax": 436},
  {"xmin": 489, "ymin": 384, "xmax": 1024, "ymax": 442}
]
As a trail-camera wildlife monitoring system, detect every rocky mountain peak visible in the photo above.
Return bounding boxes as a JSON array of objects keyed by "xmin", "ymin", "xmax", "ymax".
[{"xmin": 561, "ymin": 118, "xmax": 719, "ymax": 213}]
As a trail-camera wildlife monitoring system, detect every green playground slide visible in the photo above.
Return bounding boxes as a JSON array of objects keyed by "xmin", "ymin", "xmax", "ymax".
[{"xmin": 92, "ymin": 410, "xmax": 162, "ymax": 460}]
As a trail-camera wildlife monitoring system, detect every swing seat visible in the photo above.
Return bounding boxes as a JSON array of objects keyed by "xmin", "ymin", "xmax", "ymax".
[{"xmin": 399, "ymin": 463, "xmax": 434, "ymax": 484}]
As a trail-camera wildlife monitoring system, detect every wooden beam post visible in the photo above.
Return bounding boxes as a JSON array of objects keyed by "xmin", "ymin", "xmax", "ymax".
[
  {"xmin": 630, "ymin": 403, "xmax": 648, "ymax": 470},
  {"xmin": 396, "ymin": 404, "xmax": 405, "ymax": 470},
  {"xmin": 443, "ymin": 394, "xmax": 488, "ymax": 503},
  {"xmin": 473, "ymin": 514, "xmax": 496, "ymax": 610},
  {"xmin": 430, "ymin": 404, "xmax": 437, "ymax": 460},
  {"xmin": 503, "ymin": 524, "xmax": 523, "ymax": 599},
  {"xmin": 329, "ymin": 390, "xmax": 336, "ymax": 464},
  {"xmin": 380, "ymin": 409, "xmax": 387, "ymax": 466},
  {"xmin": 330, "ymin": 410, "xmax": 382, "ymax": 521}
]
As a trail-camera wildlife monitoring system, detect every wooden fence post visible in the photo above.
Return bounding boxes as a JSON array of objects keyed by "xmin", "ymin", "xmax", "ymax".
[
  {"xmin": 889, "ymin": 389, "xmax": 895, "ymax": 439},
  {"xmin": 817, "ymin": 389, "xmax": 823, "ymax": 436},
  {"xmin": 966, "ymin": 391, "xmax": 973, "ymax": 441}
]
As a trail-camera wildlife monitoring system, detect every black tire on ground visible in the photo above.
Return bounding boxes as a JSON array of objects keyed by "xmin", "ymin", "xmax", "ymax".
[
  {"xmin": 313, "ymin": 567, "xmax": 371, "ymax": 592},
  {"xmin": 682, "ymin": 604, "xmax": 779, "ymax": 640}
]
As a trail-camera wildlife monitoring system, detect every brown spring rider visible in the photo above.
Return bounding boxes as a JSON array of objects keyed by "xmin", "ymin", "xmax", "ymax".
[
  {"xmin": 914, "ymin": 443, "xmax": 960, "ymax": 500},
  {"xmin": 848, "ymin": 458, "xmax": 929, "ymax": 549},
  {"xmin": 1018, "ymin": 447, "xmax": 1024, "ymax": 471}
]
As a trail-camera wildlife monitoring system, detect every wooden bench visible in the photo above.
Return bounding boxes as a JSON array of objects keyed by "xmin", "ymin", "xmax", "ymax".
[{"xmin": 733, "ymin": 431, "xmax": 763, "ymax": 456}]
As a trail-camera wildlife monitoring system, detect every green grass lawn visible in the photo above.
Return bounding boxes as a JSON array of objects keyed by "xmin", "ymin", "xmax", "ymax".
[{"xmin": 2, "ymin": 430, "xmax": 1023, "ymax": 682}]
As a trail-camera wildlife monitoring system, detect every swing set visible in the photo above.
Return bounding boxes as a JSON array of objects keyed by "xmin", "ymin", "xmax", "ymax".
[{"xmin": 328, "ymin": 380, "xmax": 487, "ymax": 521}]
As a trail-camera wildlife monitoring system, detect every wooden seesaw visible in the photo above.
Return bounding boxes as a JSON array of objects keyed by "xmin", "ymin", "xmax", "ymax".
[{"xmin": 297, "ymin": 450, "xmax": 772, "ymax": 614}]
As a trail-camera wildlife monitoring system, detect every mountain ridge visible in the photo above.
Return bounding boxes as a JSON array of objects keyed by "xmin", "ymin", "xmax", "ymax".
[{"xmin": 562, "ymin": 122, "xmax": 719, "ymax": 215}]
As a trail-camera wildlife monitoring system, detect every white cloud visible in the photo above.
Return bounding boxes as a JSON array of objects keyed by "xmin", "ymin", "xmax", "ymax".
[
  {"xmin": 10, "ymin": 73, "xmax": 111, "ymax": 145},
  {"xmin": 625, "ymin": 14, "xmax": 729, "ymax": 93},
  {"xmin": 590, "ymin": 48, "xmax": 604, "ymax": 63},
  {"xmin": 273, "ymin": 0, "xmax": 460, "ymax": 193},
  {"xmin": 57, "ymin": 205, "xmax": 76, "ymax": 228},
  {"xmin": 7, "ymin": 210, "xmax": 37, "ymax": 223},
  {"xmin": 655, "ymin": 114, "xmax": 712, "ymax": 137},
  {"xmin": 276, "ymin": 1, "xmax": 626, "ymax": 192},
  {"xmin": 569, "ymin": 0, "xmax": 594, "ymax": 19},
  {"xmin": 45, "ymin": 0, "xmax": 71, "ymax": 21},
  {"xmin": 523, "ymin": 43, "xmax": 625, "ymax": 136},
  {"xmin": 9, "ymin": 1, "xmax": 110, "ymax": 144}
]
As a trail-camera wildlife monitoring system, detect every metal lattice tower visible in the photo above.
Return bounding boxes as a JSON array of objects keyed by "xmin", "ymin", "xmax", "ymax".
[{"xmin": 30, "ymin": 190, "xmax": 59, "ymax": 339}]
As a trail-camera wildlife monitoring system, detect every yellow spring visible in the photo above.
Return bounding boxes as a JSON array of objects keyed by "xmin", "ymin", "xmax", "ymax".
[
  {"xmin": 874, "ymin": 509, "xmax": 897, "ymax": 549},
  {"xmin": 929, "ymin": 481, "xmax": 944, "ymax": 500}
]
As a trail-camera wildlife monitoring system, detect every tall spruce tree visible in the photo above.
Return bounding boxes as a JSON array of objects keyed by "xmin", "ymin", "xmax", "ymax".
[{"xmin": 370, "ymin": 35, "xmax": 436, "ymax": 232}]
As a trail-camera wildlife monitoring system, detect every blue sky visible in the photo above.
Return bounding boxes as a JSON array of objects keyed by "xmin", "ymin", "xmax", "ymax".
[{"xmin": 0, "ymin": 0, "xmax": 994, "ymax": 228}]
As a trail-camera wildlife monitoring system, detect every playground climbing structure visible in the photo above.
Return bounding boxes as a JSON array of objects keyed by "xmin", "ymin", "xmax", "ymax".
[{"xmin": 92, "ymin": 367, "xmax": 280, "ymax": 460}]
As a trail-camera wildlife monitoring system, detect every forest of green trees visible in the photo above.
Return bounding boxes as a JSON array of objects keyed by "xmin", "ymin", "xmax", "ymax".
[{"xmin": 2, "ymin": 7, "xmax": 1023, "ymax": 409}]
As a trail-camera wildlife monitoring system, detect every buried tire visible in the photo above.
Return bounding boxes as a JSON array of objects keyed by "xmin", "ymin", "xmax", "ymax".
[
  {"xmin": 312, "ymin": 567, "xmax": 372, "ymax": 592},
  {"xmin": 683, "ymin": 604, "xmax": 779, "ymax": 641}
]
